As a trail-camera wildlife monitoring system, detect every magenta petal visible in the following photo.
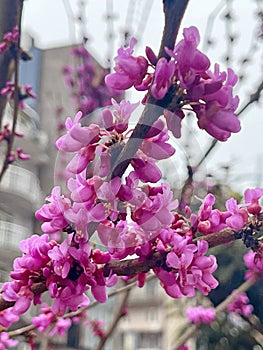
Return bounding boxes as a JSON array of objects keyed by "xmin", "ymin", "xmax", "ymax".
[
  {"xmin": 56, "ymin": 134, "xmax": 83, "ymax": 152},
  {"xmin": 166, "ymin": 252, "xmax": 181, "ymax": 269},
  {"xmin": 66, "ymin": 152, "xmax": 89, "ymax": 174},
  {"xmin": 70, "ymin": 123, "xmax": 99, "ymax": 144},
  {"xmin": 13, "ymin": 296, "xmax": 31, "ymax": 315},
  {"xmin": 105, "ymin": 73, "xmax": 132, "ymax": 90},
  {"xmin": 91, "ymin": 284, "xmax": 107, "ymax": 303}
]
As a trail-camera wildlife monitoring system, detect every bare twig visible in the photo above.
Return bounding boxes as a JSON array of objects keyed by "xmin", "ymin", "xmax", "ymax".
[
  {"xmin": 173, "ymin": 274, "xmax": 259, "ymax": 350},
  {"xmin": 7, "ymin": 275, "xmax": 155, "ymax": 338},
  {"xmin": 94, "ymin": 288, "xmax": 130, "ymax": 350},
  {"xmin": 0, "ymin": 0, "xmax": 24, "ymax": 182},
  {"xmin": 0, "ymin": 0, "xmax": 22, "ymax": 128},
  {"xmin": 185, "ymin": 78, "xmax": 263, "ymax": 177}
]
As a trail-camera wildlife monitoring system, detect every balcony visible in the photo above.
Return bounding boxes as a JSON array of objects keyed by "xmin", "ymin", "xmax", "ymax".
[
  {"xmin": 0, "ymin": 165, "xmax": 43, "ymax": 211},
  {"xmin": 0, "ymin": 221, "xmax": 30, "ymax": 260},
  {"xmin": 0, "ymin": 221, "xmax": 29, "ymax": 247}
]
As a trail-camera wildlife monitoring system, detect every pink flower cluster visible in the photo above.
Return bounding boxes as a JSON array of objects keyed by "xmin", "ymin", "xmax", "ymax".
[
  {"xmin": 227, "ymin": 291, "xmax": 253, "ymax": 317},
  {"xmin": 86, "ymin": 319, "xmax": 106, "ymax": 339},
  {"xmin": 244, "ymin": 248, "xmax": 263, "ymax": 280},
  {"xmin": 33, "ymin": 305, "xmax": 72, "ymax": 336},
  {"xmin": 62, "ymin": 45, "xmax": 122, "ymax": 116},
  {"xmin": 0, "ymin": 26, "xmax": 18, "ymax": 54},
  {"xmin": 190, "ymin": 187, "xmax": 263, "ymax": 235},
  {"xmin": 0, "ymin": 332, "xmax": 18, "ymax": 350},
  {"xmin": 154, "ymin": 232, "xmax": 218, "ymax": 298},
  {"xmin": 105, "ymin": 27, "xmax": 240, "ymax": 141},
  {"xmin": 1, "ymin": 82, "xmax": 36, "ymax": 109},
  {"xmin": 186, "ymin": 305, "xmax": 216, "ymax": 324},
  {"xmin": 0, "ymin": 234, "xmax": 117, "ymax": 330},
  {"xmin": 0, "ymin": 123, "xmax": 30, "ymax": 163}
]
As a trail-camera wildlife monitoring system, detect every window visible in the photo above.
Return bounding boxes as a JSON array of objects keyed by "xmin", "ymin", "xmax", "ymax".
[
  {"xmin": 136, "ymin": 332, "xmax": 162, "ymax": 349},
  {"xmin": 146, "ymin": 307, "xmax": 158, "ymax": 321}
]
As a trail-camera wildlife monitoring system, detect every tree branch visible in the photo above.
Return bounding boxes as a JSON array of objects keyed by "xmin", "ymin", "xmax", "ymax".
[
  {"xmin": 0, "ymin": 0, "xmax": 24, "ymax": 182},
  {"xmin": 0, "ymin": 228, "xmax": 237, "ymax": 313},
  {"xmin": 0, "ymin": 0, "xmax": 22, "ymax": 128},
  {"xmin": 94, "ymin": 289, "xmax": 130, "ymax": 350},
  {"xmin": 110, "ymin": 0, "xmax": 189, "ymax": 179},
  {"xmin": 7, "ymin": 276, "xmax": 155, "ymax": 338},
  {"xmin": 173, "ymin": 274, "xmax": 259, "ymax": 350}
]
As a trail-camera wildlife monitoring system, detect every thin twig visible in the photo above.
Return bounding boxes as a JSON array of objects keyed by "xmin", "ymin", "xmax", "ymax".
[
  {"xmin": 94, "ymin": 288, "xmax": 130, "ymax": 350},
  {"xmin": 7, "ymin": 275, "xmax": 155, "ymax": 338},
  {"xmin": 173, "ymin": 274, "xmax": 259, "ymax": 349},
  {"xmin": 0, "ymin": 228, "xmax": 237, "ymax": 313},
  {"xmin": 0, "ymin": 0, "xmax": 24, "ymax": 182},
  {"xmin": 0, "ymin": 0, "xmax": 21, "ymax": 128},
  {"xmin": 187, "ymin": 78, "xmax": 263, "ymax": 174}
]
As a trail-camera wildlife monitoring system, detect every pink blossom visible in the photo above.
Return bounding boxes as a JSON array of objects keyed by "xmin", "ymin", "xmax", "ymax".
[
  {"xmin": 244, "ymin": 187, "xmax": 263, "ymax": 215},
  {"xmin": 105, "ymin": 37, "xmax": 148, "ymax": 90},
  {"xmin": 0, "ymin": 309, "xmax": 19, "ymax": 328},
  {"xmin": 48, "ymin": 239, "xmax": 72, "ymax": 279},
  {"xmin": 49, "ymin": 317, "xmax": 72, "ymax": 337},
  {"xmin": 131, "ymin": 157, "xmax": 162, "ymax": 183},
  {"xmin": 186, "ymin": 306, "xmax": 216, "ymax": 324},
  {"xmin": 86, "ymin": 319, "xmax": 106, "ymax": 338},
  {"xmin": 131, "ymin": 183, "xmax": 178, "ymax": 233},
  {"xmin": 109, "ymin": 98, "xmax": 139, "ymax": 133},
  {"xmin": 244, "ymin": 249, "xmax": 263, "ymax": 279},
  {"xmin": 156, "ymin": 233, "xmax": 218, "ymax": 298},
  {"xmin": 227, "ymin": 291, "xmax": 253, "ymax": 317},
  {"xmin": 192, "ymin": 66, "xmax": 240, "ymax": 141},
  {"xmin": 0, "ymin": 26, "xmax": 19, "ymax": 55},
  {"xmin": 166, "ymin": 26, "xmax": 210, "ymax": 88},
  {"xmin": 195, "ymin": 194, "xmax": 229, "ymax": 235},
  {"xmin": 140, "ymin": 119, "xmax": 176, "ymax": 160},
  {"xmin": 225, "ymin": 198, "xmax": 248, "ymax": 230},
  {"xmin": 56, "ymin": 111, "xmax": 99, "ymax": 153},
  {"xmin": 0, "ymin": 332, "xmax": 18, "ymax": 350},
  {"xmin": 151, "ymin": 57, "xmax": 175, "ymax": 99},
  {"xmin": 1, "ymin": 82, "xmax": 36, "ymax": 109},
  {"xmin": 35, "ymin": 186, "xmax": 70, "ymax": 233}
]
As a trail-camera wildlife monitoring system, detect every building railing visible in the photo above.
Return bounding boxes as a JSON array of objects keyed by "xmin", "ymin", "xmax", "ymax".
[
  {"xmin": 0, "ymin": 165, "xmax": 42, "ymax": 206},
  {"xmin": 0, "ymin": 221, "xmax": 30, "ymax": 250}
]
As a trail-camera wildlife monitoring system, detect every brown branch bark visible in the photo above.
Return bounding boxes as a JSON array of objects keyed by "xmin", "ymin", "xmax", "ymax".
[
  {"xmin": 110, "ymin": 0, "xmax": 189, "ymax": 179},
  {"xmin": 0, "ymin": 0, "xmax": 22, "ymax": 128},
  {"xmin": 0, "ymin": 0, "xmax": 24, "ymax": 182},
  {"xmin": 0, "ymin": 228, "xmax": 237, "ymax": 313}
]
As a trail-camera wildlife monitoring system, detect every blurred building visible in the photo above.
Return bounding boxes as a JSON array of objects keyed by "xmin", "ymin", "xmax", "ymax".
[{"xmin": 0, "ymin": 102, "xmax": 46, "ymax": 280}]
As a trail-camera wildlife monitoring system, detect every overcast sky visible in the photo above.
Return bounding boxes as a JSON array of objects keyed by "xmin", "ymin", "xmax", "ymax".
[{"xmin": 21, "ymin": 0, "xmax": 263, "ymax": 192}]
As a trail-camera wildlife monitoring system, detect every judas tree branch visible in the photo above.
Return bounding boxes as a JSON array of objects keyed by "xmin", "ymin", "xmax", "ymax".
[
  {"xmin": 0, "ymin": 228, "xmax": 237, "ymax": 313},
  {"xmin": 158, "ymin": 0, "xmax": 189, "ymax": 60},
  {"xmin": 103, "ymin": 228, "xmax": 236, "ymax": 277},
  {"xmin": 110, "ymin": 0, "xmax": 189, "ymax": 179},
  {"xmin": 94, "ymin": 289, "xmax": 130, "ymax": 350},
  {"xmin": 0, "ymin": 0, "xmax": 24, "ymax": 182},
  {"xmin": 7, "ymin": 276, "xmax": 154, "ymax": 338},
  {"xmin": 173, "ymin": 274, "xmax": 260, "ymax": 350},
  {"xmin": 0, "ymin": 0, "xmax": 22, "ymax": 128}
]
